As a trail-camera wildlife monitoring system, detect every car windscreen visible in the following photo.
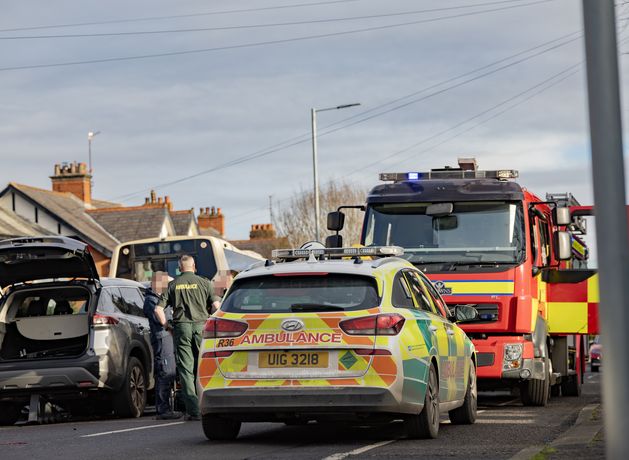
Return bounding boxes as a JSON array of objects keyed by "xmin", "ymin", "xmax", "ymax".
[{"xmin": 221, "ymin": 274, "xmax": 379, "ymax": 314}]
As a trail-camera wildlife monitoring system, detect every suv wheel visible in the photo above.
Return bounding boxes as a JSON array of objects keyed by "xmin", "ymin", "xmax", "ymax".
[{"xmin": 113, "ymin": 356, "xmax": 147, "ymax": 418}]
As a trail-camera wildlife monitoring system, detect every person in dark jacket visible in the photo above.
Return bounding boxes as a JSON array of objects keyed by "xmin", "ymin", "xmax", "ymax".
[{"xmin": 143, "ymin": 271, "xmax": 182, "ymax": 420}]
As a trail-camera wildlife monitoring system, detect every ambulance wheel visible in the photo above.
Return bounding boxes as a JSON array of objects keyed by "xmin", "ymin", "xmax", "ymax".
[
  {"xmin": 449, "ymin": 360, "xmax": 477, "ymax": 425},
  {"xmin": 0, "ymin": 402, "xmax": 21, "ymax": 425},
  {"xmin": 113, "ymin": 357, "xmax": 147, "ymax": 418},
  {"xmin": 561, "ymin": 373, "xmax": 582, "ymax": 397},
  {"xmin": 202, "ymin": 415, "xmax": 241, "ymax": 441},
  {"xmin": 405, "ymin": 363, "xmax": 439, "ymax": 439},
  {"xmin": 520, "ymin": 357, "xmax": 550, "ymax": 407}
]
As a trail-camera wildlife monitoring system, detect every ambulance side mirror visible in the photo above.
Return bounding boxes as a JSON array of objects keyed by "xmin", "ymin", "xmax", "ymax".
[
  {"xmin": 327, "ymin": 211, "xmax": 345, "ymax": 232},
  {"xmin": 554, "ymin": 207, "xmax": 571, "ymax": 226},
  {"xmin": 555, "ymin": 231, "xmax": 572, "ymax": 260}
]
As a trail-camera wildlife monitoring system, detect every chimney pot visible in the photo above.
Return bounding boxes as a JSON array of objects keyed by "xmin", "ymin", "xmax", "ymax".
[{"xmin": 157, "ymin": 197, "xmax": 163, "ymax": 204}]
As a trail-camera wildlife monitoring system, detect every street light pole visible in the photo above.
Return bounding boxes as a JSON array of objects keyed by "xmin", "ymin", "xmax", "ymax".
[
  {"xmin": 310, "ymin": 103, "xmax": 360, "ymax": 241},
  {"xmin": 582, "ymin": 2, "xmax": 629, "ymax": 458},
  {"xmin": 87, "ymin": 130, "xmax": 100, "ymax": 175}
]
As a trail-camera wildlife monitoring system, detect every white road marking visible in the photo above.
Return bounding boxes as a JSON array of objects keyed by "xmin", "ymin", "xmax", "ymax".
[
  {"xmin": 322, "ymin": 439, "xmax": 397, "ymax": 460},
  {"xmin": 80, "ymin": 421, "xmax": 185, "ymax": 438}
]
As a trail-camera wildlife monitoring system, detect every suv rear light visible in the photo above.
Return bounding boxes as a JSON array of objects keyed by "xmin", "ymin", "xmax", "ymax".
[
  {"xmin": 93, "ymin": 314, "xmax": 119, "ymax": 325},
  {"xmin": 340, "ymin": 314, "xmax": 405, "ymax": 336},
  {"xmin": 203, "ymin": 317, "xmax": 248, "ymax": 339}
]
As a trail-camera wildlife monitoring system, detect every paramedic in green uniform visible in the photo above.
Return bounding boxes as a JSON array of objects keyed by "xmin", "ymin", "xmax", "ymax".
[{"xmin": 157, "ymin": 255, "xmax": 221, "ymax": 421}]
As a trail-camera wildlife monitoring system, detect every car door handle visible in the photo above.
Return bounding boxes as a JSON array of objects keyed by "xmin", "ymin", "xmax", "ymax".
[
  {"xmin": 428, "ymin": 325, "xmax": 438, "ymax": 333},
  {"xmin": 446, "ymin": 329, "xmax": 455, "ymax": 336}
]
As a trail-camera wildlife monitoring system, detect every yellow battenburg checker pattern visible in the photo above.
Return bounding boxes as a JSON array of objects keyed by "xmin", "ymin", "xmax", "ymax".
[{"xmin": 197, "ymin": 256, "xmax": 476, "ymax": 416}]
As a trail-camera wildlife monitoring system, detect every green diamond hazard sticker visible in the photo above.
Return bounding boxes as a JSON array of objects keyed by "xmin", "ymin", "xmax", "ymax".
[{"xmin": 339, "ymin": 351, "xmax": 358, "ymax": 369}]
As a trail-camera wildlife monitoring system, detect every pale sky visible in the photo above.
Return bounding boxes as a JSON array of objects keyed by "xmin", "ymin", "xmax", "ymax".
[{"xmin": 0, "ymin": 0, "xmax": 627, "ymax": 245}]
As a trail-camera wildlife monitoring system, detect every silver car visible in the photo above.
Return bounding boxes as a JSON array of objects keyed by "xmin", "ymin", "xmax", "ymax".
[{"xmin": 0, "ymin": 237, "xmax": 154, "ymax": 425}]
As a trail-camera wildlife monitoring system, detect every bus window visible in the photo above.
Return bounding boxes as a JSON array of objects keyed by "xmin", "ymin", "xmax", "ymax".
[{"xmin": 114, "ymin": 238, "xmax": 217, "ymax": 282}]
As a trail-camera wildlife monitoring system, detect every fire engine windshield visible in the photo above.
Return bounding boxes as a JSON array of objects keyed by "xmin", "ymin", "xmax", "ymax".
[{"xmin": 363, "ymin": 201, "xmax": 525, "ymax": 264}]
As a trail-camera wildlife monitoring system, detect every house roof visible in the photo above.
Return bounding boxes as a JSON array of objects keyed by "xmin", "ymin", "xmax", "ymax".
[
  {"xmin": 88, "ymin": 207, "xmax": 174, "ymax": 242},
  {"xmin": 3, "ymin": 183, "xmax": 119, "ymax": 256},
  {"xmin": 91, "ymin": 198, "xmax": 122, "ymax": 209},
  {"xmin": 170, "ymin": 210, "xmax": 197, "ymax": 235},
  {"xmin": 0, "ymin": 207, "xmax": 53, "ymax": 239}
]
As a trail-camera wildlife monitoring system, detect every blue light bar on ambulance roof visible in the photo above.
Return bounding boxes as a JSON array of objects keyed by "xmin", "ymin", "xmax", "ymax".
[
  {"xmin": 379, "ymin": 169, "xmax": 519, "ymax": 182},
  {"xmin": 271, "ymin": 246, "xmax": 404, "ymax": 260}
]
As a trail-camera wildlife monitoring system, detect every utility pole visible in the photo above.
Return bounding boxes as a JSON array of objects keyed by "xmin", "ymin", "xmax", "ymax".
[
  {"xmin": 582, "ymin": 2, "xmax": 629, "ymax": 458},
  {"xmin": 269, "ymin": 195, "xmax": 274, "ymax": 223}
]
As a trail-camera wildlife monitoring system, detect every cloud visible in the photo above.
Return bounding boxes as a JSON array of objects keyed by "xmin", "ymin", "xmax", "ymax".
[{"xmin": 0, "ymin": 0, "xmax": 627, "ymax": 242}]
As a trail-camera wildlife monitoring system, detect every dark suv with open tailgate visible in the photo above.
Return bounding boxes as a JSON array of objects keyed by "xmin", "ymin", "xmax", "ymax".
[{"xmin": 0, "ymin": 237, "xmax": 154, "ymax": 425}]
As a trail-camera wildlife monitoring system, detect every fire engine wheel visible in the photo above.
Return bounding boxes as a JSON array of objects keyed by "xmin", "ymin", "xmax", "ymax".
[
  {"xmin": 202, "ymin": 415, "xmax": 241, "ymax": 441},
  {"xmin": 449, "ymin": 360, "xmax": 477, "ymax": 425},
  {"xmin": 405, "ymin": 362, "xmax": 439, "ymax": 439},
  {"xmin": 520, "ymin": 356, "xmax": 550, "ymax": 407}
]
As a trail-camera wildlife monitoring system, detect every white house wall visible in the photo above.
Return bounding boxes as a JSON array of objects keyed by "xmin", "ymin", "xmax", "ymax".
[{"xmin": 0, "ymin": 191, "xmax": 73, "ymax": 235}]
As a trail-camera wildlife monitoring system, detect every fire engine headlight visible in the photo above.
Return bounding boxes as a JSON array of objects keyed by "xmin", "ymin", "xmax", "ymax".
[
  {"xmin": 503, "ymin": 344, "xmax": 523, "ymax": 370},
  {"xmin": 504, "ymin": 343, "xmax": 523, "ymax": 361}
]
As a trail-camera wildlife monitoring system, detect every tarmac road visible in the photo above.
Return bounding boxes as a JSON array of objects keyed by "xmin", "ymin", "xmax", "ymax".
[{"xmin": 0, "ymin": 370, "xmax": 601, "ymax": 460}]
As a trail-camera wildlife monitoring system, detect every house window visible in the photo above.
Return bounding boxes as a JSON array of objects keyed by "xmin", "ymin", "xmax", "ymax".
[
  {"xmin": 11, "ymin": 192, "xmax": 15, "ymax": 211},
  {"xmin": 57, "ymin": 223, "xmax": 62, "ymax": 234},
  {"xmin": 35, "ymin": 207, "xmax": 39, "ymax": 223}
]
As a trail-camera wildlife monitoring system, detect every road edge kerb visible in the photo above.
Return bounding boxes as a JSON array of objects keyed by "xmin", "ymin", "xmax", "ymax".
[{"xmin": 508, "ymin": 403, "xmax": 602, "ymax": 460}]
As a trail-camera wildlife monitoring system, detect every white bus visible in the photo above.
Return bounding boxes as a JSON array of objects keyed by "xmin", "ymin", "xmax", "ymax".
[{"xmin": 109, "ymin": 236, "xmax": 263, "ymax": 296}]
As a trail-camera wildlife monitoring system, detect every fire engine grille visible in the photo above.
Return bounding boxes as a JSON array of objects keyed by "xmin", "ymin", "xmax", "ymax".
[{"xmin": 477, "ymin": 353, "xmax": 495, "ymax": 367}]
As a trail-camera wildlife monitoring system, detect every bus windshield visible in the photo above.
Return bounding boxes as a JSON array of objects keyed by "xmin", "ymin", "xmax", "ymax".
[
  {"xmin": 363, "ymin": 201, "xmax": 525, "ymax": 264},
  {"xmin": 114, "ymin": 238, "xmax": 217, "ymax": 282}
]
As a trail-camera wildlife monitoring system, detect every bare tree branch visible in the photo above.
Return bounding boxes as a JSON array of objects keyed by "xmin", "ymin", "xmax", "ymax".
[{"xmin": 273, "ymin": 180, "xmax": 367, "ymax": 247}]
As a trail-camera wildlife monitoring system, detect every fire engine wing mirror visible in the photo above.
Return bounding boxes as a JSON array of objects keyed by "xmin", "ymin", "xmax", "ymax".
[
  {"xmin": 426, "ymin": 202, "xmax": 453, "ymax": 217},
  {"xmin": 554, "ymin": 207, "xmax": 571, "ymax": 226},
  {"xmin": 555, "ymin": 231, "xmax": 572, "ymax": 260},
  {"xmin": 327, "ymin": 211, "xmax": 345, "ymax": 232},
  {"xmin": 454, "ymin": 304, "xmax": 480, "ymax": 323}
]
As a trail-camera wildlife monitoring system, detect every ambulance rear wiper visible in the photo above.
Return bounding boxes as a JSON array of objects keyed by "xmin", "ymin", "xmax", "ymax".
[{"xmin": 290, "ymin": 303, "xmax": 345, "ymax": 312}]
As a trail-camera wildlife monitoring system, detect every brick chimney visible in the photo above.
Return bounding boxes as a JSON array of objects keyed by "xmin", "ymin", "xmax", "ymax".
[
  {"xmin": 142, "ymin": 190, "xmax": 173, "ymax": 211},
  {"xmin": 198, "ymin": 206, "xmax": 225, "ymax": 236},
  {"xmin": 249, "ymin": 223, "xmax": 277, "ymax": 239},
  {"xmin": 50, "ymin": 162, "xmax": 92, "ymax": 205}
]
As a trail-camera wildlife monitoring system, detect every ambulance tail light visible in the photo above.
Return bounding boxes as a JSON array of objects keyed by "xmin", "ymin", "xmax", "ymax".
[
  {"xmin": 340, "ymin": 314, "xmax": 405, "ymax": 336},
  {"xmin": 203, "ymin": 317, "xmax": 248, "ymax": 339},
  {"xmin": 202, "ymin": 350, "xmax": 234, "ymax": 359}
]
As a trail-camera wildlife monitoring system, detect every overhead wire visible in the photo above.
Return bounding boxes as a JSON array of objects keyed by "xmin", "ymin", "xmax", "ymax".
[
  {"xmin": 111, "ymin": 29, "xmax": 579, "ymax": 202},
  {"xmin": 0, "ymin": 0, "xmax": 368, "ymax": 33},
  {"xmin": 0, "ymin": 1, "xmax": 542, "ymax": 40},
  {"xmin": 0, "ymin": 0, "xmax": 554, "ymax": 73},
  {"xmin": 225, "ymin": 64, "xmax": 585, "ymax": 226}
]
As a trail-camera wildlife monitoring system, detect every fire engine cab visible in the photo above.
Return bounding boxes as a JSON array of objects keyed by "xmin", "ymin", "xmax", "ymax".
[{"xmin": 327, "ymin": 158, "xmax": 598, "ymax": 405}]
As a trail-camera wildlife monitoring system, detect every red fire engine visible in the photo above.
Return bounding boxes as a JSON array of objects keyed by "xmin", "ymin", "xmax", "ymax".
[{"xmin": 328, "ymin": 158, "xmax": 598, "ymax": 405}]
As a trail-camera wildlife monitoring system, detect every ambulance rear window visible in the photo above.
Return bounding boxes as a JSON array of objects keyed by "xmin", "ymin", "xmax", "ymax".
[{"xmin": 221, "ymin": 274, "xmax": 379, "ymax": 313}]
